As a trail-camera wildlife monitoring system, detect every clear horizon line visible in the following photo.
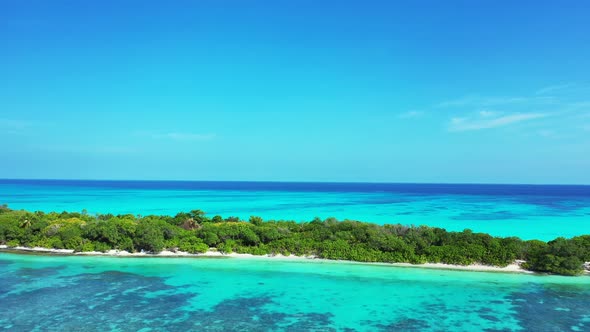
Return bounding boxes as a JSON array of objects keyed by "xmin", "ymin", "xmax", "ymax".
[{"xmin": 1, "ymin": 178, "xmax": 589, "ymax": 186}]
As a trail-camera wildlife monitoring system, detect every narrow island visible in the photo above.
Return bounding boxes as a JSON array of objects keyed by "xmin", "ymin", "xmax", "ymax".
[{"xmin": 0, "ymin": 204, "xmax": 588, "ymax": 276}]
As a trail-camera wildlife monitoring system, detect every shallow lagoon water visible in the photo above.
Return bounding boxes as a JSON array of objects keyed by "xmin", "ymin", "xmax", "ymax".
[
  {"xmin": 2, "ymin": 180, "xmax": 590, "ymax": 240},
  {"xmin": 1, "ymin": 252, "xmax": 589, "ymax": 331},
  {"xmin": 2, "ymin": 180, "xmax": 590, "ymax": 330}
]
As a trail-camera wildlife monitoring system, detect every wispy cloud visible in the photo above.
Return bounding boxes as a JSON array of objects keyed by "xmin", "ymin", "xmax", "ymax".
[
  {"xmin": 448, "ymin": 112, "xmax": 547, "ymax": 132},
  {"xmin": 398, "ymin": 111, "xmax": 424, "ymax": 119},
  {"xmin": 438, "ymin": 86, "xmax": 590, "ymax": 135},
  {"xmin": 478, "ymin": 110, "xmax": 497, "ymax": 117},
  {"xmin": 535, "ymin": 83, "xmax": 573, "ymax": 95},
  {"xmin": 438, "ymin": 96, "xmax": 527, "ymax": 108},
  {"xmin": 437, "ymin": 95, "xmax": 555, "ymax": 108}
]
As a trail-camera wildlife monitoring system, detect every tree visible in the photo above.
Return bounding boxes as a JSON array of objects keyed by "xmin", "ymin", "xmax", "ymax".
[
  {"xmin": 249, "ymin": 216, "xmax": 264, "ymax": 226},
  {"xmin": 134, "ymin": 219, "xmax": 165, "ymax": 253},
  {"xmin": 0, "ymin": 207, "xmax": 588, "ymax": 276},
  {"xmin": 0, "ymin": 204, "xmax": 10, "ymax": 214},
  {"xmin": 19, "ymin": 218, "xmax": 31, "ymax": 229},
  {"xmin": 190, "ymin": 209, "xmax": 208, "ymax": 223}
]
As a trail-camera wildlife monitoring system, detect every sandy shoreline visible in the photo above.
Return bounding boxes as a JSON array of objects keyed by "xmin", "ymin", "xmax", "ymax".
[{"xmin": 0, "ymin": 244, "xmax": 541, "ymax": 274}]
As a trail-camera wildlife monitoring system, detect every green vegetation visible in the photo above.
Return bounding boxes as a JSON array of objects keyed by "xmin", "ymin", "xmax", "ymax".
[{"xmin": 0, "ymin": 205, "xmax": 588, "ymax": 276}]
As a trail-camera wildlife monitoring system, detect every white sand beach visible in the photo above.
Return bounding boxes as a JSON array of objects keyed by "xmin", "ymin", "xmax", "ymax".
[{"xmin": 0, "ymin": 244, "xmax": 549, "ymax": 274}]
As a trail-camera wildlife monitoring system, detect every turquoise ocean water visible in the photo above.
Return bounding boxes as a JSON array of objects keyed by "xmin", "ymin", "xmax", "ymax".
[
  {"xmin": 1, "ymin": 252, "xmax": 589, "ymax": 331},
  {"xmin": 1, "ymin": 180, "xmax": 589, "ymax": 240},
  {"xmin": 1, "ymin": 180, "xmax": 590, "ymax": 331}
]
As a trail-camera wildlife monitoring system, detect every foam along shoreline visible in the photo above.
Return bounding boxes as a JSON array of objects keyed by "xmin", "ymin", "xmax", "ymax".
[{"xmin": 0, "ymin": 244, "xmax": 543, "ymax": 274}]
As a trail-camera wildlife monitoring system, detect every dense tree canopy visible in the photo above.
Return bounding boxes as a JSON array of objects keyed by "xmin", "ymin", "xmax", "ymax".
[{"xmin": 0, "ymin": 206, "xmax": 588, "ymax": 276}]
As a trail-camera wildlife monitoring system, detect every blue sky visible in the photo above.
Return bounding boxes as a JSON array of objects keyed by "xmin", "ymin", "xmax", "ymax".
[{"xmin": 1, "ymin": 1, "xmax": 589, "ymax": 184}]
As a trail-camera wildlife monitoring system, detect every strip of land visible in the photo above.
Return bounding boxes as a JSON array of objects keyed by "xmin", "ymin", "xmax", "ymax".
[{"xmin": 1, "ymin": 207, "xmax": 589, "ymax": 276}]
